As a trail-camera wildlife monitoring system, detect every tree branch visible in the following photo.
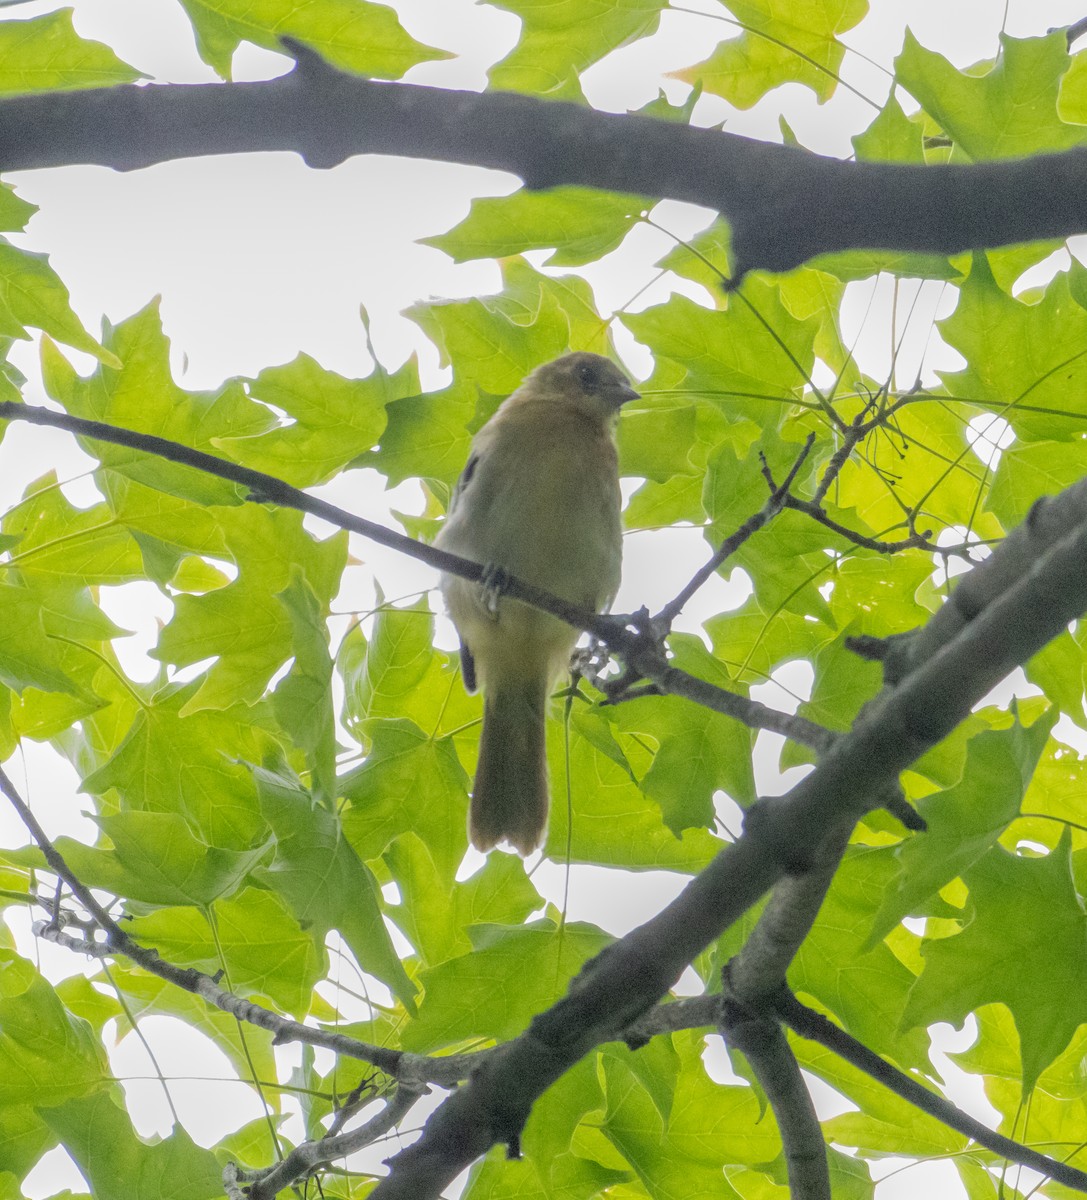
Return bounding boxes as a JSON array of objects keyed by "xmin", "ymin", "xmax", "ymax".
[
  {"xmin": 722, "ymin": 995, "xmax": 829, "ymax": 1200},
  {"xmin": 0, "ymin": 401, "xmax": 827, "ymax": 751},
  {"xmin": 371, "ymin": 467, "xmax": 1087, "ymax": 1196},
  {"xmin": 1, "ymin": 49, "xmax": 1086, "ymax": 279},
  {"xmin": 35, "ymin": 913, "xmax": 480, "ymax": 1087},
  {"xmin": 236, "ymin": 1083, "xmax": 426, "ymax": 1200},
  {"xmin": 776, "ymin": 989, "xmax": 1087, "ymax": 1192},
  {"xmin": 24, "ymin": 851, "xmax": 1087, "ymax": 1195},
  {"xmin": 657, "ymin": 433, "xmax": 815, "ymax": 626}
]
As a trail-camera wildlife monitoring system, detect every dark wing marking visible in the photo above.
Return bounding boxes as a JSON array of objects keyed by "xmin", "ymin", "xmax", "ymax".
[
  {"xmin": 460, "ymin": 642, "xmax": 478, "ymax": 693},
  {"xmin": 448, "ymin": 452, "xmax": 479, "ymax": 514}
]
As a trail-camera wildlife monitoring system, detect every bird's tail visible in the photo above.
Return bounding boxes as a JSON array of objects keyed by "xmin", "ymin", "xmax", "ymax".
[{"xmin": 470, "ymin": 672, "xmax": 549, "ymax": 855}]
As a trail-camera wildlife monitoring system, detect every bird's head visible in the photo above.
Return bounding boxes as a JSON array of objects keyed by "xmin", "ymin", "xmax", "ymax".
[{"xmin": 521, "ymin": 351, "xmax": 639, "ymax": 423}]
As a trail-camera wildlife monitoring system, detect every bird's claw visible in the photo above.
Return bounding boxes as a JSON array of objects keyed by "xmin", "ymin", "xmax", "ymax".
[{"xmin": 480, "ymin": 563, "xmax": 510, "ymax": 617}]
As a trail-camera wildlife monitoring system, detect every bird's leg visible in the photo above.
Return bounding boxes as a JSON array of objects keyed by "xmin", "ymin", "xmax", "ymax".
[{"xmin": 479, "ymin": 563, "xmax": 510, "ymax": 618}]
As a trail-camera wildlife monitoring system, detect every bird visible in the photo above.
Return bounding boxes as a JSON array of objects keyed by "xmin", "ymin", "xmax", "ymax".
[{"xmin": 434, "ymin": 351, "xmax": 639, "ymax": 855}]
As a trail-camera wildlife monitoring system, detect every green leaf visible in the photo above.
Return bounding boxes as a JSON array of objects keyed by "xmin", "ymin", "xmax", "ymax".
[
  {"xmin": 154, "ymin": 506, "xmax": 348, "ymax": 714},
  {"xmin": 988, "ymin": 438, "xmax": 1087, "ymax": 526},
  {"xmin": 895, "ymin": 30, "xmax": 1085, "ymax": 160},
  {"xmin": 621, "ymin": 277, "xmax": 818, "ymax": 431},
  {"xmin": 1060, "ymin": 44, "xmax": 1087, "ymax": 123},
  {"xmin": 0, "ymin": 184, "xmax": 36, "ymax": 234},
  {"xmin": 601, "ymin": 1033, "xmax": 781, "ymax": 1195},
  {"xmin": 425, "ymin": 187, "xmax": 650, "ymax": 266},
  {"xmin": 128, "ymin": 887, "xmax": 322, "ymax": 1016},
  {"xmin": 937, "ymin": 255, "xmax": 1087, "ymax": 442},
  {"xmin": 385, "ymin": 834, "xmax": 542, "ymax": 967},
  {"xmin": 407, "ymin": 259, "xmax": 613, "ymax": 397},
  {"xmin": 0, "ymin": 243, "xmax": 116, "ymax": 363},
  {"xmin": 546, "ymin": 708, "xmax": 722, "ymax": 869},
  {"xmin": 608, "ymin": 635, "xmax": 756, "ymax": 833},
  {"xmin": 0, "ymin": 950, "xmax": 106, "ymax": 1106},
  {"xmin": 81, "ymin": 682, "xmax": 275, "ymax": 850},
  {"xmin": 465, "ymin": 1054, "xmax": 628, "ymax": 1197},
  {"xmin": 3, "ymin": 472, "xmax": 145, "ymax": 588},
  {"xmin": 673, "ymin": 0, "xmax": 867, "ymax": 108},
  {"xmin": 790, "ymin": 849, "xmax": 930, "ymax": 1064},
  {"xmin": 402, "ymin": 921, "xmax": 610, "ymax": 1050},
  {"xmin": 617, "ymin": 397, "xmax": 698, "ymax": 483},
  {"xmin": 873, "ymin": 709, "xmax": 1058, "ymax": 934},
  {"xmin": 252, "ymin": 763, "xmax": 417, "ymax": 1012},
  {"xmin": 342, "ymin": 718, "xmax": 470, "ymax": 884},
  {"xmin": 0, "ymin": 1104, "xmax": 51, "ymax": 1179},
  {"xmin": 366, "ymin": 378, "xmax": 474, "ymax": 486},
  {"xmin": 213, "ymin": 351, "xmax": 411, "ymax": 487},
  {"xmin": 42, "ymin": 302, "xmax": 271, "ymax": 505},
  {"xmin": 272, "ymin": 571, "xmax": 337, "ymax": 803},
  {"xmin": 0, "ymin": 10, "xmax": 140, "ymax": 95},
  {"xmin": 904, "ymin": 830, "xmax": 1087, "ymax": 1091},
  {"xmin": 0, "ymin": 581, "xmax": 88, "ymax": 697},
  {"xmin": 42, "ymin": 1090, "xmax": 223, "ymax": 1200},
  {"xmin": 53, "ymin": 810, "xmax": 271, "ymax": 907},
  {"xmin": 176, "ymin": 0, "xmax": 449, "ymax": 80},
  {"xmin": 487, "ymin": 0, "xmax": 666, "ymax": 99}
]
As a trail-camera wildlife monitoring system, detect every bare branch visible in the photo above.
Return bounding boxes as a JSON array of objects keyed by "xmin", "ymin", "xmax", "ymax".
[
  {"xmin": 722, "ymin": 993, "xmax": 829, "ymax": 1200},
  {"xmin": 0, "ymin": 402, "xmax": 832, "ymax": 753},
  {"xmin": 762, "ymin": 454, "xmax": 938, "ymax": 554},
  {"xmin": 0, "ymin": 56, "xmax": 1086, "ymax": 279},
  {"xmin": 657, "ymin": 434, "xmax": 815, "ymax": 626},
  {"xmin": 237, "ymin": 1083, "xmax": 427, "ymax": 1200},
  {"xmin": 1065, "ymin": 15, "xmax": 1087, "ymax": 45},
  {"xmin": 776, "ymin": 990, "xmax": 1087, "ymax": 1192},
  {"xmin": 726, "ymin": 822, "xmax": 853, "ymax": 1002},
  {"xmin": 222, "ymin": 1162, "xmax": 247, "ymax": 1200},
  {"xmin": 372, "ymin": 468, "xmax": 1087, "ymax": 1197}
]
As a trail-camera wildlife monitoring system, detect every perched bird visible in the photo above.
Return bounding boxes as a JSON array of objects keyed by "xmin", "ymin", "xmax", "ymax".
[{"xmin": 435, "ymin": 351, "xmax": 638, "ymax": 855}]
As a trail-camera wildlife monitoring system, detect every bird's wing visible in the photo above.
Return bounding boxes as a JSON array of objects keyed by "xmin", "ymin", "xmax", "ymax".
[
  {"xmin": 446, "ymin": 450, "xmax": 480, "ymax": 516},
  {"xmin": 459, "ymin": 641, "xmax": 478, "ymax": 692}
]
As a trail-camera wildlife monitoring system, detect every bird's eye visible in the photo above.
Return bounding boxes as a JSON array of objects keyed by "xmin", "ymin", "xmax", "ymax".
[{"xmin": 576, "ymin": 360, "xmax": 599, "ymax": 388}]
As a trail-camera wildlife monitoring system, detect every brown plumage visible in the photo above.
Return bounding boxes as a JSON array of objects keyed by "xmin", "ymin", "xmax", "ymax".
[{"xmin": 434, "ymin": 352, "xmax": 638, "ymax": 854}]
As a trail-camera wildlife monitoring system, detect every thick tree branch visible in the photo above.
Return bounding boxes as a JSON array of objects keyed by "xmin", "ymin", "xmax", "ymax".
[
  {"xmin": 25, "ymin": 863, "xmax": 1087, "ymax": 1195},
  {"xmin": 371, "ymin": 468, "xmax": 1087, "ymax": 1197},
  {"xmin": 1, "ymin": 50, "xmax": 1086, "ymax": 279},
  {"xmin": 722, "ymin": 995, "xmax": 829, "ymax": 1200},
  {"xmin": 776, "ymin": 990, "xmax": 1087, "ymax": 1191}
]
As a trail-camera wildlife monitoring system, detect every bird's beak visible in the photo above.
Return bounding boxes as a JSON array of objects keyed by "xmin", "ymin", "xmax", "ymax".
[{"xmin": 617, "ymin": 384, "xmax": 640, "ymax": 406}]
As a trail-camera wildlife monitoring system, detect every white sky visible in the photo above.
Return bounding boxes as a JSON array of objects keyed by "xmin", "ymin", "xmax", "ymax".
[{"xmin": 3, "ymin": 2, "xmax": 1085, "ymax": 1196}]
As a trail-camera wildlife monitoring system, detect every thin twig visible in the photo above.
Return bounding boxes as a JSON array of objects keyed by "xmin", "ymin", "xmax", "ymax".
[
  {"xmin": 657, "ymin": 434, "xmax": 815, "ymax": 626},
  {"xmin": 784, "ymin": 494, "xmax": 936, "ymax": 554},
  {"xmin": 811, "ymin": 399, "xmax": 879, "ymax": 505},
  {"xmin": 761, "ymin": 451, "xmax": 938, "ymax": 554},
  {"xmin": 35, "ymin": 915, "xmax": 472, "ymax": 1084},
  {"xmin": 327, "ymin": 1072, "xmax": 382, "ymax": 1138},
  {"xmin": 237, "ymin": 1083, "xmax": 427, "ymax": 1200}
]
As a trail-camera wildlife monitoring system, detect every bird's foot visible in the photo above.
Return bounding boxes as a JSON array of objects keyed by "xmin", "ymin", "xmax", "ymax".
[{"xmin": 480, "ymin": 563, "xmax": 510, "ymax": 617}]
